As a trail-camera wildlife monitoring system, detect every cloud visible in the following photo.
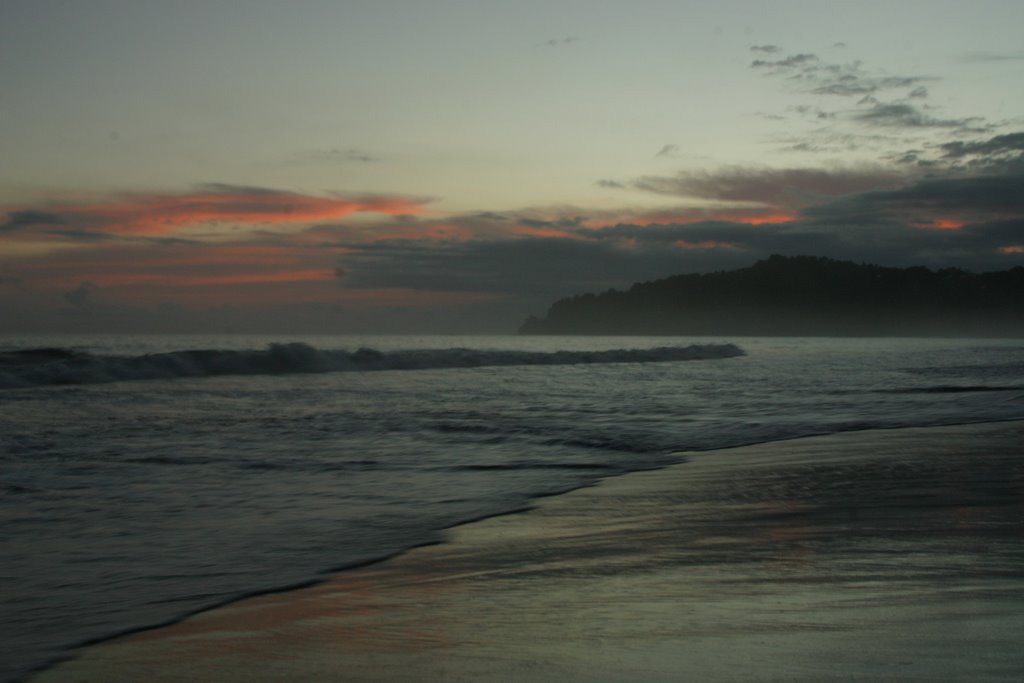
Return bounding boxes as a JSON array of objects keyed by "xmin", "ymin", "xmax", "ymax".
[
  {"xmin": 0, "ymin": 210, "xmax": 64, "ymax": 232},
  {"xmin": 751, "ymin": 53, "xmax": 819, "ymax": 69},
  {"xmin": 329, "ymin": 210, "xmax": 1024, "ymax": 307},
  {"xmin": 810, "ymin": 75, "xmax": 928, "ymax": 98},
  {"xmin": 4, "ymin": 144, "xmax": 1023, "ymax": 334},
  {"xmin": 542, "ymin": 36, "xmax": 577, "ymax": 47},
  {"xmin": 802, "ymin": 171, "xmax": 1024, "ymax": 227},
  {"xmin": 6, "ymin": 237, "xmax": 352, "ymax": 293},
  {"xmin": 0, "ymin": 276, "xmax": 24, "ymax": 288},
  {"xmin": 64, "ymin": 281, "xmax": 97, "ymax": 306},
  {"xmin": 595, "ymin": 179, "xmax": 628, "ymax": 189},
  {"xmin": 931, "ymin": 135, "xmax": 1024, "ymax": 175},
  {"xmin": 581, "ymin": 206, "xmax": 797, "ymax": 228},
  {"xmin": 628, "ymin": 166, "xmax": 907, "ymax": 206},
  {"xmin": 745, "ymin": 44, "xmax": 1019, "ymax": 167},
  {"xmin": 326, "ymin": 168, "xmax": 1024, "ymax": 301},
  {"xmin": 939, "ymin": 132, "xmax": 1024, "ymax": 163},
  {"xmin": 853, "ymin": 103, "xmax": 984, "ymax": 130},
  {"xmin": 336, "ymin": 235, "xmax": 746, "ymax": 297},
  {"xmin": 789, "ymin": 104, "xmax": 835, "ymax": 120},
  {"xmin": 751, "ymin": 49, "xmax": 930, "ymax": 99},
  {"xmin": 0, "ymin": 186, "xmax": 429, "ymax": 239},
  {"xmin": 750, "ymin": 44, "xmax": 781, "ymax": 54},
  {"xmin": 295, "ymin": 148, "xmax": 377, "ymax": 163},
  {"xmin": 655, "ymin": 144, "xmax": 680, "ymax": 158}
]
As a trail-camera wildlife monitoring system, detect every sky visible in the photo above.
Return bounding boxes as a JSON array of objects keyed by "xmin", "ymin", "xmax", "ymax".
[{"xmin": 1, "ymin": 0, "xmax": 1022, "ymax": 333}]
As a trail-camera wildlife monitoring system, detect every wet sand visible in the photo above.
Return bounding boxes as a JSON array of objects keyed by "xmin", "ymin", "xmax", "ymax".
[{"xmin": 34, "ymin": 421, "xmax": 1024, "ymax": 682}]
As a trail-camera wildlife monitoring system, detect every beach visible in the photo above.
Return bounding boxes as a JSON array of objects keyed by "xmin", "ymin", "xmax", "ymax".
[{"xmin": 31, "ymin": 420, "xmax": 1024, "ymax": 682}]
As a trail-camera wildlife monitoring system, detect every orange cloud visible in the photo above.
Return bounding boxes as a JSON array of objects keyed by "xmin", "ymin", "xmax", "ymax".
[
  {"xmin": 583, "ymin": 207, "xmax": 797, "ymax": 228},
  {"xmin": 3, "ymin": 187, "xmax": 427, "ymax": 238},
  {"xmin": 718, "ymin": 211, "xmax": 797, "ymax": 225},
  {"xmin": 510, "ymin": 226, "xmax": 583, "ymax": 239},
  {"xmin": 999, "ymin": 245, "xmax": 1024, "ymax": 254},
  {"xmin": 913, "ymin": 218, "xmax": 965, "ymax": 230}
]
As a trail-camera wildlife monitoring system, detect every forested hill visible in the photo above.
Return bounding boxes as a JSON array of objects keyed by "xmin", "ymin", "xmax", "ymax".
[{"xmin": 518, "ymin": 255, "xmax": 1024, "ymax": 337}]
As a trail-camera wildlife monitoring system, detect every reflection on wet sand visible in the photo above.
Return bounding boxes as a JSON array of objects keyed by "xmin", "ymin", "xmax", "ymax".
[{"xmin": 35, "ymin": 422, "xmax": 1024, "ymax": 682}]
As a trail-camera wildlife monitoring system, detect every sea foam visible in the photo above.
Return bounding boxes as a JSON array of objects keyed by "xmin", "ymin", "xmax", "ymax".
[{"xmin": 0, "ymin": 342, "xmax": 745, "ymax": 389}]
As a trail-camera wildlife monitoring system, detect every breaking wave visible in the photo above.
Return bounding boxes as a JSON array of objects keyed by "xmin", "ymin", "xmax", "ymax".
[{"xmin": 0, "ymin": 342, "xmax": 744, "ymax": 389}]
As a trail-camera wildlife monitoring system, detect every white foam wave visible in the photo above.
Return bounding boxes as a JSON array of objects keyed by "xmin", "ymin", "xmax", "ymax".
[{"xmin": 0, "ymin": 343, "xmax": 744, "ymax": 389}]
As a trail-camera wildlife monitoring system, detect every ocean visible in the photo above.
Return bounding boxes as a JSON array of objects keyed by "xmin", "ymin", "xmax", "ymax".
[{"xmin": 2, "ymin": 334, "xmax": 1023, "ymax": 682}]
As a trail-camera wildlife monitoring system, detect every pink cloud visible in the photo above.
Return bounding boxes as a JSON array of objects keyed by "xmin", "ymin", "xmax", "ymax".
[{"xmin": 2, "ymin": 187, "xmax": 428, "ymax": 238}]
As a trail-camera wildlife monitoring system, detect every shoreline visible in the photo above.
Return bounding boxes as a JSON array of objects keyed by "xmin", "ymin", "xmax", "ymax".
[{"xmin": 31, "ymin": 420, "xmax": 1024, "ymax": 682}]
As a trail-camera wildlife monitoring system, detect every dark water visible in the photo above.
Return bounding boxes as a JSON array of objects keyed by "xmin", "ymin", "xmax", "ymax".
[{"xmin": 1, "ymin": 334, "xmax": 1022, "ymax": 681}]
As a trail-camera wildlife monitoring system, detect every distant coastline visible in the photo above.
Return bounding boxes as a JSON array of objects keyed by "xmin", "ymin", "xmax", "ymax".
[{"xmin": 519, "ymin": 255, "xmax": 1024, "ymax": 337}]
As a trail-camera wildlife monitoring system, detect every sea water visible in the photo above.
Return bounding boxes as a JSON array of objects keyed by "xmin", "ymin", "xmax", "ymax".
[{"xmin": 1, "ymin": 334, "xmax": 1022, "ymax": 681}]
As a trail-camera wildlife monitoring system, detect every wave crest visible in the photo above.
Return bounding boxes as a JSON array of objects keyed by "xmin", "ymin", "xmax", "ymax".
[{"xmin": 0, "ymin": 342, "xmax": 744, "ymax": 389}]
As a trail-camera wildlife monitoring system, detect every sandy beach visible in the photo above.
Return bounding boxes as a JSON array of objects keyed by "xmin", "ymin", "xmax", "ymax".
[{"xmin": 33, "ymin": 421, "xmax": 1024, "ymax": 682}]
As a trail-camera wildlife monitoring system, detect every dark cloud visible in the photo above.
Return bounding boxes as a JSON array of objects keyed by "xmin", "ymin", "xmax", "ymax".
[
  {"xmin": 64, "ymin": 282, "xmax": 97, "ymax": 307},
  {"xmin": 138, "ymin": 236, "xmax": 204, "ymax": 246},
  {"xmin": 595, "ymin": 179, "xmax": 627, "ymax": 189},
  {"xmin": 782, "ymin": 142, "xmax": 824, "ymax": 153},
  {"xmin": 6, "ymin": 171, "xmax": 1023, "ymax": 334},
  {"xmin": 851, "ymin": 173, "xmax": 1024, "ymax": 215},
  {"xmin": 336, "ymin": 235, "xmax": 751, "ymax": 299},
  {"xmin": 1, "ymin": 210, "xmax": 63, "ymax": 232},
  {"xmin": 883, "ymin": 128, "xmax": 1022, "ymax": 172},
  {"xmin": 750, "ymin": 44, "xmax": 781, "ymax": 53},
  {"xmin": 518, "ymin": 216, "xmax": 584, "ymax": 230},
  {"xmin": 789, "ymin": 104, "xmax": 835, "ymax": 120},
  {"xmin": 472, "ymin": 211, "xmax": 510, "ymax": 221},
  {"xmin": 330, "ymin": 211, "xmax": 1024, "ymax": 309},
  {"xmin": 194, "ymin": 183, "xmax": 284, "ymax": 195},
  {"xmin": 751, "ymin": 53, "xmax": 819, "ymax": 69},
  {"xmin": 629, "ymin": 166, "xmax": 906, "ymax": 205},
  {"xmin": 799, "ymin": 172, "xmax": 1024, "ymax": 235},
  {"xmin": 0, "ymin": 185, "xmax": 429, "ymax": 243},
  {"xmin": 295, "ymin": 148, "xmax": 377, "ymax": 163},
  {"xmin": 751, "ymin": 49, "xmax": 931, "ymax": 100},
  {"xmin": 742, "ymin": 42, "xmax": 1021, "ymax": 192},
  {"xmin": 45, "ymin": 229, "xmax": 113, "ymax": 242},
  {"xmin": 939, "ymin": 132, "xmax": 1024, "ymax": 159},
  {"xmin": 326, "ymin": 167, "xmax": 1024, "ymax": 306},
  {"xmin": 810, "ymin": 75, "xmax": 928, "ymax": 98},
  {"xmin": 655, "ymin": 144, "xmax": 680, "ymax": 158},
  {"xmin": 853, "ymin": 103, "xmax": 984, "ymax": 130},
  {"xmin": 745, "ymin": 46, "xmax": 976, "ymax": 160},
  {"xmin": 0, "ymin": 275, "xmax": 24, "ymax": 287}
]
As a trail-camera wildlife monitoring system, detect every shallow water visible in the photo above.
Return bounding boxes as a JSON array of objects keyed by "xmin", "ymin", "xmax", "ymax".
[{"xmin": 2, "ymin": 334, "xmax": 1023, "ymax": 681}]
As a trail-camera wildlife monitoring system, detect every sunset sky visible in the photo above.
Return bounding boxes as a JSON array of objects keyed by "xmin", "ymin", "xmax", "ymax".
[{"xmin": 2, "ymin": 0, "xmax": 1022, "ymax": 333}]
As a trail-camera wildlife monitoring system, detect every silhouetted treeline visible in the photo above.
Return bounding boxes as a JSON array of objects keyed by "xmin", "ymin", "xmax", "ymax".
[{"xmin": 519, "ymin": 255, "xmax": 1024, "ymax": 336}]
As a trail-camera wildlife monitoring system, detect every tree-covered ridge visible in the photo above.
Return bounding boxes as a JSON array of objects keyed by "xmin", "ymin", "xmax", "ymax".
[{"xmin": 519, "ymin": 255, "xmax": 1024, "ymax": 336}]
